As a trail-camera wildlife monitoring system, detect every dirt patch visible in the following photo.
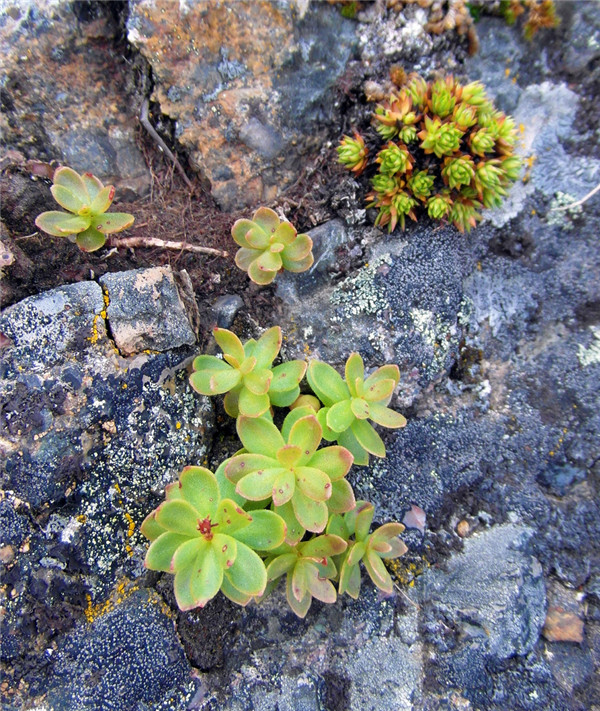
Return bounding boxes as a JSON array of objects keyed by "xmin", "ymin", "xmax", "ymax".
[{"xmin": 0, "ymin": 126, "xmax": 345, "ymax": 330}]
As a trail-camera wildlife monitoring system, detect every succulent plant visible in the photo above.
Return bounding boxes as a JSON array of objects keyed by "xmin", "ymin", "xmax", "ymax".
[
  {"xmin": 144, "ymin": 324, "xmax": 412, "ymax": 617},
  {"xmin": 232, "ymin": 207, "xmax": 314, "ymax": 285},
  {"xmin": 189, "ymin": 326, "xmax": 306, "ymax": 418},
  {"xmin": 306, "ymin": 352, "xmax": 406, "ymax": 466},
  {"xmin": 327, "ymin": 501, "xmax": 407, "ymax": 599},
  {"xmin": 141, "ymin": 466, "xmax": 287, "ymax": 610},
  {"xmin": 338, "ymin": 73, "xmax": 522, "ymax": 233},
  {"xmin": 35, "ymin": 167, "xmax": 134, "ymax": 252},
  {"xmin": 225, "ymin": 412, "xmax": 355, "ymax": 540},
  {"xmin": 265, "ymin": 534, "xmax": 348, "ymax": 617},
  {"xmin": 337, "ymin": 131, "xmax": 369, "ymax": 175}
]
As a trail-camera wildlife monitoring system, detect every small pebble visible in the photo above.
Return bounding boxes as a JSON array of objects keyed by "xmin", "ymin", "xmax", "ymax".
[{"xmin": 456, "ymin": 520, "xmax": 470, "ymax": 537}]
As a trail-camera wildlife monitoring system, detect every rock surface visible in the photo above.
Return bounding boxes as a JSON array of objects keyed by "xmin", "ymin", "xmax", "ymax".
[
  {"xmin": 0, "ymin": 0, "xmax": 150, "ymax": 196},
  {"xmin": 99, "ymin": 266, "xmax": 200, "ymax": 355},
  {"xmin": 0, "ymin": 271, "xmax": 212, "ymax": 706},
  {"xmin": 126, "ymin": 0, "xmax": 357, "ymax": 209}
]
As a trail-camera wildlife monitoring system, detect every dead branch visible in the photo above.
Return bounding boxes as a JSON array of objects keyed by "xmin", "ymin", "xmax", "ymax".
[
  {"xmin": 139, "ymin": 98, "xmax": 194, "ymax": 191},
  {"xmin": 108, "ymin": 235, "xmax": 228, "ymax": 257}
]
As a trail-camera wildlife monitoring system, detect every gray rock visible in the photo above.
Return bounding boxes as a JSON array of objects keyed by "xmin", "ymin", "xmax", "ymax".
[
  {"xmin": 415, "ymin": 525, "xmax": 546, "ymax": 662},
  {"xmin": 100, "ymin": 266, "xmax": 200, "ymax": 355},
  {"xmin": 560, "ymin": 1, "xmax": 600, "ymax": 75},
  {"xmin": 276, "ymin": 219, "xmax": 352, "ymax": 300},
  {"xmin": 127, "ymin": 1, "xmax": 357, "ymax": 209},
  {"xmin": 45, "ymin": 589, "xmax": 198, "ymax": 711},
  {"xmin": 199, "ymin": 584, "xmax": 422, "ymax": 711},
  {"xmin": 0, "ymin": 276, "xmax": 213, "ymax": 700},
  {"xmin": 0, "ymin": 1, "xmax": 150, "ymax": 196}
]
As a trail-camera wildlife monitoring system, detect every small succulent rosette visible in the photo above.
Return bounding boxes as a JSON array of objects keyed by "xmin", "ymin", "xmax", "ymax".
[
  {"xmin": 142, "ymin": 466, "xmax": 287, "ymax": 610},
  {"xmin": 327, "ymin": 501, "xmax": 407, "ymax": 599},
  {"xmin": 224, "ymin": 412, "xmax": 355, "ymax": 543},
  {"xmin": 307, "ymin": 352, "xmax": 407, "ymax": 465},
  {"xmin": 35, "ymin": 167, "xmax": 134, "ymax": 251},
  {"xmin": 232, "ymin": 207, "xmax": 314, "ymax": 285},
  {"xmin": 265, "ymin": 534, "xmax": 348, "ymax": 618},
  {"xmin": 189, "ymin": 326, "xmax": 307, "ymax": 418}
]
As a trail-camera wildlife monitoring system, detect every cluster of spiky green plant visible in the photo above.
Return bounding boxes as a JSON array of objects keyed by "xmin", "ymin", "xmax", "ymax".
[
  {"xmin": 143, "ymin": 326, "xmax": 408, "ymax": 617},
  {"xmin": 35, "ymin": 167, "xmax": 134, "ymax": 252},
  {"xmin": 338, "ymin": 73, "xmax": 522, "ymax": 233}
]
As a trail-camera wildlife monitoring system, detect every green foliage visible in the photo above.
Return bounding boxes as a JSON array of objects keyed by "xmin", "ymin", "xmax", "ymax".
[
  {"xmin": 189, "ymin": 326, "xmax": 306, "ymax": 417},
  {"xmin": 337, "ymin": 131, "xmax": 369, "ymax": 175},
  {"xmin": 327, "ymin": 501, "xmax": 407, "ymax": 599},
  {"xmin": 307, "ymin": 352, "xmax": 407, "ymax": 465},
  {"xmin": 340, "ymin": 73, "xmax": 522, "ymax": 233},
  {"xmin": 232, "ymin": 207, "xmax": 314, "ymax": 285},
  {"xmin": 226, "ymin": 411, "xmax": 355, "ymax": 540},
  {"xmin": 35, "ymin": 167, "xmax": 134, "ymax": 252},
  {"xmin": 144, "ymin": 326, "xmax": 409, "ymax": 617}
]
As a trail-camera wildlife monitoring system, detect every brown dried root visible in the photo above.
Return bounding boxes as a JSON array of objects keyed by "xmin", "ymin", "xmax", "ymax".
[{"xmin": 107, "ymin": 235, "xmax": 228, "ymax": 257}]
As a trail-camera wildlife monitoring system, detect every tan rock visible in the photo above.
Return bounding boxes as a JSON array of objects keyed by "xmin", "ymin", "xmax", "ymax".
[
  {"xmin": 127, "ymin": 0, "xmax": 357, "ymax": 209},
  {"xmin": 542, "ymin": 606, "xmax": 584, "ymax": 643}
]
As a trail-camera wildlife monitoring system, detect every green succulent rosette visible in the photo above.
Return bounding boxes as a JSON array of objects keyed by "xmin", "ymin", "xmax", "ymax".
[
  {"xmin": 442, "ymin": 155, "xmax": 476, "ymax": 190},
  {"xmin": 232, "ymin": 207, "xmax": 314, "ymax": 285},
  {"xmin": 419, "ymin": 117, "xmax": 464, "ymax": 158},
  {"xmin": 327, "ymin": 501, "xmax": 407, "ymax": 599},
  {"xmin": 189, "ymin": 326, "xmax": 307, "ymax": 418},
  {"xmin": 35, "ymin": 166, "xmax": 134, "ymax": 252},
  {"xmin": 337, "ymin": 131, "xmax": 368, "ymax": 175},
  {"xmin": 224, "ymin": 412, "xmax": 355, "ymax": 542},
  {"xmin": 376, "ymin": 142, "xmax": 412, "ymax": 176},
  {"xmin": 265, "ymin": 534, "xmax": 347, "ymax": 618},
  {"xmin": 306, "ymin": 352, "xmax": 407, "ymax": 466},
  {"xmin": 141, "ymin": 466, "xmax": 287, "ymax": 610}
]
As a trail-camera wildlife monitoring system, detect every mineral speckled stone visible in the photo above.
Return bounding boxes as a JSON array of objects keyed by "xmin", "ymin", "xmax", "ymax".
[
  {"xmin": 45, "ymin": 589, "xmax": 198, "ymax": 711},
  {"xmin": 0, "ymin": 277, "xmax": 213, "ymax": 704},
  {"xmin": 126, "ymin": 0, "xmax": 356, "ymax": 209},
  {"xmin": 100, "ymin": 266, "xmax": 200, "ymax": 355}
]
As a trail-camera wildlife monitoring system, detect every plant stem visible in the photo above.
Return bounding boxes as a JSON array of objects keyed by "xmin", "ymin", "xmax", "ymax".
[
  {"xmin": 109, "ymin": 235, "xmax": 228, "ymax": 257},
  {"xmin": 139, "ymin": 98, "xmax": 194, "ymax": 190}
]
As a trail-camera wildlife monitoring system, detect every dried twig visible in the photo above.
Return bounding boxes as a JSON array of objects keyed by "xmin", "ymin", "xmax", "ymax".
[
  {"xmin": 139, "ymin": 98, "xmax": 194, "ymax": 191},
  {"xmin": 551, "ymin": 181, "xmax": 600, "ymax": 211},
  {"xmin": 108, "ymin": 235, "xmax": 228, "ymax": 258}
]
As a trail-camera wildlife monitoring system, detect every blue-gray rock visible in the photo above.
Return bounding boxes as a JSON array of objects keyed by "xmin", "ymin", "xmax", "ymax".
[
  {"xmin": 0, "ymin": 1, "xmax": 150, "ymax": 196},
  {"xmin": 45, "ymin": 589, "xmax": 198, "ymax": 711},
  {"xmin": 99, "ymin": 266, "xmax": 200, "ymax": 355},
  {"xmin": 415, "ymin": 525, "xmax": 546, "ymax": 661},
  {"xmin": 0, "ymin": 276, "xmax": 213, "ymax": 704}
]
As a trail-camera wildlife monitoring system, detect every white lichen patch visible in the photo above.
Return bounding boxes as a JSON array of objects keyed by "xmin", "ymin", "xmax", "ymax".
[
  {"xmin": 546, "ymin": 192, "xmax": 583, "ymax": 230},
  {"xmin": 577, "ymin": 326, "xmax": 600, "ymax": 367},
  {"xmin": 330, "ymin": 254, "xmax": 393, "ymax": 317},
  {"xmin": 410, "ymin": 308, "xmax": 455, "ymax": 371}
]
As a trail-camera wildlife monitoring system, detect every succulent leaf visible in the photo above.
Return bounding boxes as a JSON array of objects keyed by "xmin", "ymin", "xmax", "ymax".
[
  {"xmin": 35, "ymin": 212, "xmax": 91, "ymax": 236},
  {"xmin": 350, "ymin": 419, "xmax": 386, "ymax": 457},
  {"xmin": 237, "ymin": 416, "xmax": 285, "ymax": 456},
  {"xmin": 232, "ymin": 509, "xmax": 287, "ymax": 550},
  {"xmin": 75, "ymin": 226, "xmax": 107, "ymax": 252},
  {"xmin": 145, "ymin": 532, "xmax": 190, "ymax": 572},
  {"xmin": 269, "ymin": 360, "xmax": 307, "ymax": 394},
  {"xmin": 291, "ymin": 489, "xmax": 329, "ymax": 533},
  {"xmin": 328, "ymin": 477, "xmax": 356, "ymax": 513}
]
